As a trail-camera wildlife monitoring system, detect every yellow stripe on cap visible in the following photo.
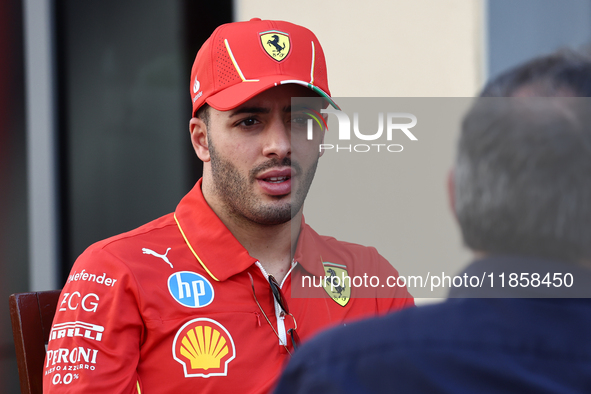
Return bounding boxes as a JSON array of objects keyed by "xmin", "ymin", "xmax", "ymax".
[{"xmin": 224, "ymin": 39, "xmax": 259, "ymax": 83}]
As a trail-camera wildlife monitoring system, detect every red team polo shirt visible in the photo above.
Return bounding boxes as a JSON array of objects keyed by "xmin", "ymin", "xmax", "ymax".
[{"xmin": 44, "ymin": 179, "xmax": 413, "ymax": 393}]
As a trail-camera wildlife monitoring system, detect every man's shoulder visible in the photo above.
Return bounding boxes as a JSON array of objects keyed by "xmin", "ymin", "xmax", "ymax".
[
  {"xmin": 296, "ymin": 296, "xmax": 591, "ymax": 362},
  {"xmin": 287, "ymin": 298, "xmax": 505, "ymax": 371},
  {"xmin": 302, "ymin": 224, "xmax": 382, "ymax": 261},
  {"xmin": 276, "ymin": 298, "xmax": 591, "ymax": 393},
  {"xmin": 303, "ymin": 300, "xmax": 461, "ymax": 356},
  {"xmin": 296, "ymin": 224, "xmax": 402, "ymax": 289},
  {"xmin": 86, "ymin": 212, "xmax": 177, "ymax": 253},
  {"xmin": 71, "ymin": 212, "xmax": 180, "ymax": 275}
]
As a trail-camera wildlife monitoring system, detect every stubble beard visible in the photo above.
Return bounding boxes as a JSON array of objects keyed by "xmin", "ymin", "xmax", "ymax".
[{"xmin": 209, "ymin": 137, "xmax": 319, "ymax": 226}]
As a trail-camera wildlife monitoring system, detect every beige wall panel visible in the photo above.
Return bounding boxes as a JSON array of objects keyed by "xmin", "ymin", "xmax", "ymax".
[{"xmin": 236, "ymin": 0, "xmax": 485, "ymax": 96}]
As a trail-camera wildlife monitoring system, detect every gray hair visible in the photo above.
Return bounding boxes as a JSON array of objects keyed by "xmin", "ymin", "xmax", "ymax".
[
  {"xmin": 480, "ymin": 48, "xmax": 591, "ymax": 97},
  {"xmin": 455, "ymin": 97, "xmax": 591, "ymax": 263}
]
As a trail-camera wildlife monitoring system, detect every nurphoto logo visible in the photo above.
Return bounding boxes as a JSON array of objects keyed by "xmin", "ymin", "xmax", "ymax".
[{"xmin": 307, "ymin": 108, "xmax": 418, "ymax": 153}]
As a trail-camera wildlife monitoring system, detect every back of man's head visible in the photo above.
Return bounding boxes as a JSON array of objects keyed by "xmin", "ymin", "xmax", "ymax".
[
  {"xmin": 454, "ymin": 49, "xmax": 591, "ymax": 264},
  {"xmin": 480, "ymin": 49, "xmax": 591, "ymax": 97}
]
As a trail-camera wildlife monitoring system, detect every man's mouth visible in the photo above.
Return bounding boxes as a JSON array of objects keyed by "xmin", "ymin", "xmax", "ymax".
[
  {"xmin": 256, "ymin": 169, "xmax": 293, "ymax": 196},
  {"xmin": 264, "ymin": 176, "xmax": 290, "ymax": 183}
]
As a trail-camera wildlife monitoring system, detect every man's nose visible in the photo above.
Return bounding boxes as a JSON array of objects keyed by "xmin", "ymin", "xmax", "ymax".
[{"xmin": 262, "ymin": 119, "xmax": 291, "ymax": 158}]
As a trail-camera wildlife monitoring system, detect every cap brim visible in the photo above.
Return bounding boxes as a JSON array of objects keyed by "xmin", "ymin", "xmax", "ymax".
[{"xmin": 206, "ymin": 75, "xmax": 340, "ymax": 111}]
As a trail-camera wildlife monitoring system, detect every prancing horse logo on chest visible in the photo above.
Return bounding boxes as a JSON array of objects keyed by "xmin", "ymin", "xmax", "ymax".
[{"xmin": 142, "ymin": 247, "xmax": 173, "ymax": 268}]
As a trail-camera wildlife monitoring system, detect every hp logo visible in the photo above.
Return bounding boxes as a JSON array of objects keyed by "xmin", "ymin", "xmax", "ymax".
[{"xmin": 168, "ymin": 271, "xmax": 214, "ymax": 308}]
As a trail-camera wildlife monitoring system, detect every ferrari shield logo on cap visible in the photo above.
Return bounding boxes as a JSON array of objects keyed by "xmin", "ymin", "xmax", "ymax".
[
  {"xmin": 322, "ymin": 262, "xmax": 350, "ymax": 307},
  {"xmin": 260, "ymin": 31, "xmax": 291, "ymax": 62}
]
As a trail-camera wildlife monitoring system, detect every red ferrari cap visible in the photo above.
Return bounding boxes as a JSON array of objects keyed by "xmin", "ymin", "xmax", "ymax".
[{"xmin": 190, "ymin": 18, "xmax": 337, "ymax": 115}]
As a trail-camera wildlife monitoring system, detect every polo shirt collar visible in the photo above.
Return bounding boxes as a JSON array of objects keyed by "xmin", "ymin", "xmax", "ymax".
[
  {"xmin": 294, "ymin": 222, "xmax": 329, "ymax": 277},
  {"xmin": 174, "ymin": 179, "xmax": 256, "ymax": 282},
  {"xmin": 174, "ymin": 179, "xmax": 326, "ymax": 281}
]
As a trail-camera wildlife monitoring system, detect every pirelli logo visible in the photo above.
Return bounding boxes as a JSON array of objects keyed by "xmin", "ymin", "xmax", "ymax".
[{"xmin": 49, "ymin": 321, "xmax": 104, "ymax": 343}]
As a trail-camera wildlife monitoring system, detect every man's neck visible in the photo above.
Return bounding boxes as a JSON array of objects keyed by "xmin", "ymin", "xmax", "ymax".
[
  {"xmin": 203, "ymin": 195, "xmax": 300, "ymax": 284},
  {"xmin": 224, "ymin": 212, "xmax": 301, "ymax": 284}
]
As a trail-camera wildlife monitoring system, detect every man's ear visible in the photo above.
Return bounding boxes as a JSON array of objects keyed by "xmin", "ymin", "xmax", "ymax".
[
  {"xmin": 190, "ymin": 117, "xmax": 210, "ymax": 162},
  {"xmin": 447, "ymin": 168, "xmax": 457, "ymax": 221}
]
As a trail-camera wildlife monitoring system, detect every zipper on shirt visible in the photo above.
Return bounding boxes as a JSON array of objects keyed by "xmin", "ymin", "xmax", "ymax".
[{"xmin": 254, "ymin": 260, "xmax": 297, "ymax": 348}]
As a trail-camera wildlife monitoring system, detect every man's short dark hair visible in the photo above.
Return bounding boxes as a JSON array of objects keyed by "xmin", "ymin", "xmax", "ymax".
[{"xmin": 196, "ymin": 104, "xmax": 210, "ymax": 128}]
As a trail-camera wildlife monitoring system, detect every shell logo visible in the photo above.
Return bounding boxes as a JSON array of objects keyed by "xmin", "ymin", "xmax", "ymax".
[{"xmin": 172, "ymin": 318, "xmax": 235, "ymax": 378}]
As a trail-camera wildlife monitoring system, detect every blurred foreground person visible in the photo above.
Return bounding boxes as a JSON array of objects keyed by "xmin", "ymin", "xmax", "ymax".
[{"xmin": 275, "ymin": 50, "xmax": 591, "ymax": 393}]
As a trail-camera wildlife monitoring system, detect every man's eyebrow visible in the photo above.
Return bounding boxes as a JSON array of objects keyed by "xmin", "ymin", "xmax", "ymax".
[
  {"xmin": 228, "ymin": 105, "xmax": 294, "ymax": 117},
  {"xmin": 229, "ymin": 106, "xmax": 270, "ymax": 117},
  {"xmin": 290, "ymin": 105, "xmax": 309, "ymax": 112}
]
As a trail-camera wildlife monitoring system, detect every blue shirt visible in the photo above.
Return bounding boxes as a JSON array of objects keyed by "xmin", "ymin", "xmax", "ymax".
[{"xmin": 275, "ymin": 256, "xmax": 591, "ymax": 393}]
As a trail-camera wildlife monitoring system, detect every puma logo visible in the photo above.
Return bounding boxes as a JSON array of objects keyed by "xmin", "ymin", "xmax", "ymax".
[{"xmin": 142, "ymin": 247, "xmax": 173, "ymax": 268}]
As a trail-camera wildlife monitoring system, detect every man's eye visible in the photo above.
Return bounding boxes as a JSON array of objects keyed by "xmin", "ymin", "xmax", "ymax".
[
  {"xmin": 238, "ymin": 117, "xmax": 259, "ymax": 127},
  {"xmin": 291, "ymin": 115, "xmax": 311, "ymax": 126},
  {"xmin": 292, "ymin": 116, "xmax": 306, "ymax": 123}
]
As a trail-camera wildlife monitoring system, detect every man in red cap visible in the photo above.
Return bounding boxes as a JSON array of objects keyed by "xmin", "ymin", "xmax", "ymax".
[{"xmin": 43, "ymin": 19, "xmax": 413, "ymax": 394}]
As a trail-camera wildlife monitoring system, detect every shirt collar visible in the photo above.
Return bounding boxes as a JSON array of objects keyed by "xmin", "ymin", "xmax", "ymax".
[
  {"xmin": 174, "ymin": 179, "xmax": 256, "ymax": 282},
  {"xmin": 174, "ymin": 179, "xmax": 326, "ymax": 281},
  {"xmin": 294, "ymin": 221, "xmax": 333, "ymax": 277}
]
